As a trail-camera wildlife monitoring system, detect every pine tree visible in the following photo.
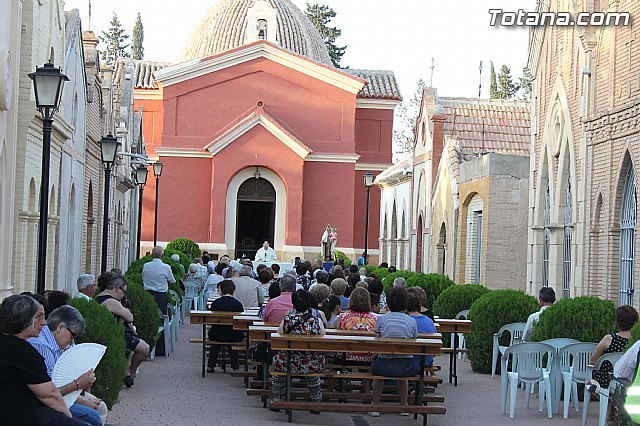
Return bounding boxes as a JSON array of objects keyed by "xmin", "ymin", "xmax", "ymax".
[
  {"xmin": 490, "ymin": 61, "xmax": 498, "ymax": 99},
  {"xmin": 518, "ymin": 68, "xmax": 533, "ymax": 100},
  {"xmin": 99, "ymin": 12, "xmax": 130, "ymax": 66},
  {"xmin": 131, "ymin": 12, "xmax": 144, "ymax": 60},
  {"xmin": 496, "ymin": 65, "xmax": 518, "ymax": 99},
  {"xmin": 305, "ymin": 3, "xmax": 347, "ymax": 68},
  {"xmin": 393, "ymin": 79, "xmax": 426, "ymax": 160}
]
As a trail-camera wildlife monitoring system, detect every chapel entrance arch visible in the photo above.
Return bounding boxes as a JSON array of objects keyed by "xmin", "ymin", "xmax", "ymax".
[{"xmin": 235, "ymin": 177, "xmax": 276, "ymax": 260}]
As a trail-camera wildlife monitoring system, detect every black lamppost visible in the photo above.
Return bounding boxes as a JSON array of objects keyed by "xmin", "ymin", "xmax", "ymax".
[
  {"xmin": 28, "ymin": 61, "xmax": 68, "ymax": 294},
  {"xmin": 135, "ymin": 165, "xmax": 149, "ymax": 259},
  {"xmin": 363, "ymin": 172, "xmax": 375, "ymax": 266},
  {"xmin": 152, "ymin": 162, "xmax": 163, "ymax": 247},
  {"xmin": 100, "ymin": 134, "xmax": 121, "ymax": 273}
]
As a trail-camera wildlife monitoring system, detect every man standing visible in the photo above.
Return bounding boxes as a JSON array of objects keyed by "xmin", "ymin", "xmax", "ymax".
[
  {"xmin": 76, "ymin": 274, "xmax": 96, "ymax": 301},
  {"xmin": 142, "ymin": 246, "xmax": 175, "ymax": 355},
  {"xmin": 522, "ymin": 287, "xmax": 556, "ymax": 341},
  {"xmin": 232, "ymin": 265, "xmax": 264, "ymax": 308},
  {"xmin": 255, "ymin": 241, "xmax": 277, "ymax": 262}
]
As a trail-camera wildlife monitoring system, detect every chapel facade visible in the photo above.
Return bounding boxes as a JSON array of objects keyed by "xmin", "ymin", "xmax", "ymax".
[{"xmin": 135, "ymin": 0, "xmax": 400, "ymax": 262}]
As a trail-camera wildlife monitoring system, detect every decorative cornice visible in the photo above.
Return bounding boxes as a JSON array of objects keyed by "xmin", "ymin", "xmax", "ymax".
[
  {"xmin": 355, "ymin": 162, "xmax": 392, "ymax": 171},
  {"xmin": 356, "ymin": 99, "xmax": 401, "ymax": 110},
  {"xmin": 155, "ymin": 148, "xmax": 213, "ymax": 158},
  {"xmin": 155, "ymin": 42, "xmax": 365, "ymax": 95},
  {"xmin": 585, "ymin": 98, "xmax": 640, "ymax": 145},
  {"xmin": 207, "ymin": 112, "xmax": 311, "ymax": 159},
  {"xmin": 305, "ymin": 153, "xmax": 360, "ymax": 163},
  {"xmin": 134, "ymin": 88, "xmax": 162, "ymax": 100}
]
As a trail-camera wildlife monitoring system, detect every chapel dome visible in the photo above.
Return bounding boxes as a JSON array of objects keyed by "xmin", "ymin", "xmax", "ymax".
[{"xmin": 180, "ymin": 0, "xmax": 333, "ymax": 66}]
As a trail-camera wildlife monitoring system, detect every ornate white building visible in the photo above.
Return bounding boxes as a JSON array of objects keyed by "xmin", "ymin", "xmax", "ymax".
[{"xmin": 0, "ymin": 0, "xmax": 22, "ymax": 298}]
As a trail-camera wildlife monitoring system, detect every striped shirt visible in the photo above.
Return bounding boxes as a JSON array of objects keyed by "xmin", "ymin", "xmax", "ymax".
[
  {"xmin": 28, "ymin": 326, "xmax": 65, "ymax": 377},
  {"xmin": 614, "ymin": 339, "xmax": 640, "ymax": 381},
  {"xmin": 374, "ymin": 312, "xmax": 418, "ymax": 359}
]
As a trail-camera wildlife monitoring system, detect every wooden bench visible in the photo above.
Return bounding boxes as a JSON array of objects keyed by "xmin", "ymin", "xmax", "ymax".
[
  {"xmin": 268, "ymin": 333, "xmax": 443, "ymax": 424},
  {"xmin": 434, "ymin": 319, "xmax": 472, "ymax": 386},
  {"xmin": 190, "ymin": 310, "xmax": 253, "ymax": 377}
]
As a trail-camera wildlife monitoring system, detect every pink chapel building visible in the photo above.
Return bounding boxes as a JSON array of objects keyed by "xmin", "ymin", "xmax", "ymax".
[{"xmin": 129, "ymin": 0, "xmax": 401, "ymax": 261}]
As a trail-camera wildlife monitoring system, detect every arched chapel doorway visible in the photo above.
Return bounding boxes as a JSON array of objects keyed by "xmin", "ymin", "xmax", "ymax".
[{"xmin": 235, "ymin": 177, "xmax": 275, "ymax": 259}]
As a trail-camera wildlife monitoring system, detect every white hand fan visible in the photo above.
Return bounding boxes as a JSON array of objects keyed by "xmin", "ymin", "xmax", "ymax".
[{"xmin": 52, "ymin": 343, "xmax": 107, "ymax": 407}]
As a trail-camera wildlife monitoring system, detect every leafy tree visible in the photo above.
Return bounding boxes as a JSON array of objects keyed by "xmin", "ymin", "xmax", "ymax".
[
  {"xmin": 393, "ymin": 78, "xmax": 426, "ymax": 160},
  {"xmin": 490, "ymin": 61, "xmax": 498, "ymax": 98},
  {"xmin": 518, "ymin": 68, "xmax": 533, "ymax": 100},
  {"xmin": 99, "ymin": 12, "xmax": 130, "ymax": 66},
  {"xmin": 305, "ymin": 3, "xmax": 346, "ymax": 67},
  {"xmin": 131, "ymin": 12, "xmax": 144, "ymax": 60},
  {"xmin": 496, "ymin": 64, "xmax": 518, "ymax": 99}
]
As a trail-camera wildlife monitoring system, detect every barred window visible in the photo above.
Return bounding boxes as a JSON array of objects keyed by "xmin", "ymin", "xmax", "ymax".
[
  {"xmin": 620, "ymin": 167, "xmax": 637, "ymax": 306},
  {"xmin": 562, "ymin": 174, "xmax": 573, "ymax": 298}
]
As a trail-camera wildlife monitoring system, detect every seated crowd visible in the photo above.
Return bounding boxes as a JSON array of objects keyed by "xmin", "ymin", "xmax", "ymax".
[{"xmin": 194, "ymin": 254, "xmax": 436, "ymax": 417}]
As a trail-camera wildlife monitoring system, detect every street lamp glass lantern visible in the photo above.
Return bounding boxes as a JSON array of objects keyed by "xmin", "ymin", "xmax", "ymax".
[
  {"xmin": 100, "ymin": 134, "xmax": 120, "ymax": 167},
  {"xmin": 135, "ymin": 166, "xmax": 149, "ymax": 186},
  {"xmin": 28, "ymin": 61, "xmax": 69, "ymax": 111},
  {"xmin": 363, "ymin": 172, "xmax": 375, "ymax": 188},
  {"xmin": 153, "ymin": 161, "xmax": 163, "ymax": 177}
]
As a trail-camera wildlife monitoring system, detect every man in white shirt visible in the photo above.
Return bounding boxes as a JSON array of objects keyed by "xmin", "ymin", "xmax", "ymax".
[
  {"xmin": 255, "ymin": 241, "xmax": 277, "ymax": 262},
  {"xmin": 76, "ymin": 274, "xmax": 96, "ymax": 301},
  {"xmin": 142, "ymin": 246, "xmax": 176, "ymax": 355},
  {"xmin": 232, "ymin": 265, "xmax": 264, "ymax": 308},
  {"xmin": 522, "ymin": 287, "xmax": 556, "ymax": 341}
]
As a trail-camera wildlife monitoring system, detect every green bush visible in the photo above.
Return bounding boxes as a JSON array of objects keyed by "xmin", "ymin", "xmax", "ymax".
[
  {"xmin": 628, "ymin": 321, "xmax": 640, "ymax": 349},
  {"xmin": 369, "ymin": 267, "xmax": 391, "ymax": 280},
  {"xmin": 382, "ymin": 270, "xmax": 416, "ymax": 289},
  {"xmin": 466, "ymin": 290, "xmax": 539, "ymax": 374},
  {"xmin": 433, "ymin": 284, "xmax": 491, "ymax": 346},
  {"xmin": 405, "ymin": 273, "xmax": 455, "ymax": 309},
  {"xmin": 532, "ymin": 296, "xmax": 615, "ymax": 343},
  {"xmin": 68, "ymin": 297, "xmax": 126, "ymax": 409},
  {"xmin": 334, "ymin": 250, "xmax": 352, "ymax": 265},
  {"xmin": 363, "ymin": 265, "xmax": 378, "ymax": 275},
  {"xmin": 166, "ymin": 238, "xmax": 201, "ymax": 259}
]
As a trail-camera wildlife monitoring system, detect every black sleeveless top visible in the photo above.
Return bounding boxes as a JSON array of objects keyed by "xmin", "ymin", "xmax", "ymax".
[{"xmin": 95, "ymin": 294, "xmax": 116, "ymax": 304}]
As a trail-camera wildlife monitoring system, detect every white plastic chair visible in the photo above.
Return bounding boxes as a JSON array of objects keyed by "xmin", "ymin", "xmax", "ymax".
[
  {"xmin": 149, "ymin": 308, "xmax": 170, "ymax": 360},
  {"xmin": 492, "ymin": 322, "xmax": 526, "ymax": 378},
  {"xmin": 559, "ymin": 343, "xmax": 597, "ymax": 418},
  {"xmin": 452, "ymin": 309, "xmax": 470, "ymax": 360},
  {"xmin": 183, "ymin": 279, "xmax": 201, "ymax": 312},
  {"xmin": 500, "ymin": 342, "xmax": 554, "ymax": 419},
  {"xmin": 581, "ymin": 352, "xmax": 625, "ymax": 426},
  {"xmin": 542, "ymin": 338, "xmax": 580, "ymax": 413},
  {"xmin": 168, "ymin": 289, "xmax": 181, "ymax": 344}
]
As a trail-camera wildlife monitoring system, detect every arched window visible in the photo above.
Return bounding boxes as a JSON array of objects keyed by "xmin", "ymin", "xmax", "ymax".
[
  {"xmin": 542, "ymin": 181, "xmax": 551, "ymax": 287},
  {"xmin": 390, "ymin": 201, "xmax": 398, "ymax": 267},
  {"xmin": 620, "ymin": 166, "xmax": 637, "ymax": 306},
  {"xmin": 562, "ymin": 173, "xmax": 572, "ymax": 298}
]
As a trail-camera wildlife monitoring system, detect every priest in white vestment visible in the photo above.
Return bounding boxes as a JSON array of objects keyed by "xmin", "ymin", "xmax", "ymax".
[{"xmin": 255, "ymin": 241, "xmax": 277, "ymax": 262}]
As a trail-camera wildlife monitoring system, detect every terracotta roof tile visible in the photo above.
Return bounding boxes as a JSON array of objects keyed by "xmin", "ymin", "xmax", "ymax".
[{"xmin": 345, "ymin": 69, "xmax": 402, "ymax": 101}]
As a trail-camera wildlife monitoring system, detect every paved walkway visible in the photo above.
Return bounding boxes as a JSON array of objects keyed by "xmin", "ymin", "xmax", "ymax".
[{"xmin": 108, "ymin": 317, "xmax": 600, "ymax": 426}]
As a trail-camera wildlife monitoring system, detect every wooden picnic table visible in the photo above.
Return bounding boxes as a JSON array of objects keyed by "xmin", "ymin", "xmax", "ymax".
[{"xmin": 433, "ymin": 319, "xmax": 472, "ymax": 386}]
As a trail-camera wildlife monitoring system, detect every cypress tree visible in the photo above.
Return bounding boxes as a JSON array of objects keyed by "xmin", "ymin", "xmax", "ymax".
[
  {"xmin": 131, "ymin": 12, "xmax": 144, "ymax": 60},
  {"xmin": 490, "ymin": 61, "xmax": 498, "ymax": 99}
]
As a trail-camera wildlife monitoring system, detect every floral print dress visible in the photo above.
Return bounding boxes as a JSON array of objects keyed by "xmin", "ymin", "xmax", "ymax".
[
  {"xmin": 336, "ymin": 311, "xmax": 377, "ymax": 363},
  {"xmin": 272, "ymin": 311, "xmax": 326, "ymax": 374}
]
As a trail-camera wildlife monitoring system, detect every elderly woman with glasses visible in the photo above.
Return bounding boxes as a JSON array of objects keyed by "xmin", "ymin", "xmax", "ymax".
[
  {"xmin": 96, "ymin": 272, "xmax": 150, "ymax": 388},
  {"xmin": 0, "ymin": 295, "xmax": 85, "ymax": 425},
  {"xmin": 29, "ymin": 305, "xmax": 103, "ymax": 426}
]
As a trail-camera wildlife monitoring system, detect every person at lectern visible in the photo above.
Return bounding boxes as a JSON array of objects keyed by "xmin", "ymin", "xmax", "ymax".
[{"xmin": 255, "ymin": 241, "xmax": 277, "ymax": 262}]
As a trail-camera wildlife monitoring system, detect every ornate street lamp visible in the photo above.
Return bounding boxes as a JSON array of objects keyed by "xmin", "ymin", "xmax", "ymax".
[
  {"xmin": 28, "ymin": 61, "xmax": 68, "ymax": 294},
  {"xmin": 135, "ymin": 165, "xmax": 149, "ymax": 259},
  {"xmin": 363, "ymin": 172, "xmax": 375, "ymax": 266},
  {"xmin": 152, "ymin": 162, "xmax": 163, "ymax": 247},
  {"xmin": 100, "ymin": 134, "xmax": 121, "ymax": 272}
]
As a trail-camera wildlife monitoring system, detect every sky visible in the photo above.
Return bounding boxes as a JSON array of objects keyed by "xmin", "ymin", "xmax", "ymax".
[{"xmin": 65, "ymin": 0, "xmax": 536, "ymax": 101}]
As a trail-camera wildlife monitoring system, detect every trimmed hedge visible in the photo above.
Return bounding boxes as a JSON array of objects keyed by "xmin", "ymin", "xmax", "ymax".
[
  {"xmin": 123, "ymin": 274, "xmax": 161, "ymax": 347},
  {"xmin": 68, "ymin": 297, "xmax": 126, "ymax": 409},
  {"xmin": 466, "ymin": 289, "xmax": 539, "ymax": 373},
  {"xmin": 406, "ymin": 273, "xmax": 455, "ymax": 309},
  {"xmin": 532, "ymin": 296, "xmax": 615, "ymax": 343},
  {"xmin": 433, "ymin": 284, "xmax": 490, "ymax": 346},
  {"xmin": 166, "ymin": 238, "xmax": 201, "ymax": 258},
  {"xmin": 368, "ymin": 267, "xmax": 391, "ymax": 280},
  {"xmin": 334, "ymin": 250, "xmax": 352, "ymax": 265}
]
